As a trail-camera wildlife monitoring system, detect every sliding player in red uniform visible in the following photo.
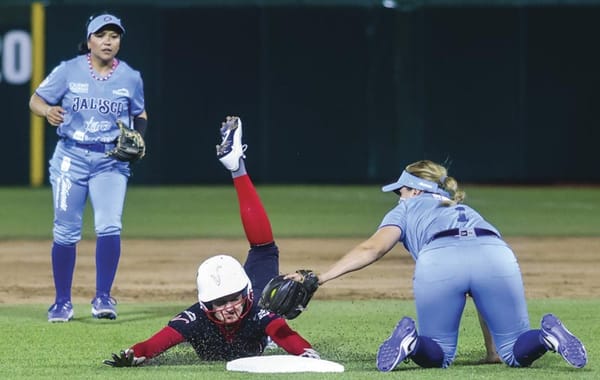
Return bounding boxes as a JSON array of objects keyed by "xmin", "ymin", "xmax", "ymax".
[{"xmin": 104, "ymin": 116, "xmax": 318, "ymax": 366}]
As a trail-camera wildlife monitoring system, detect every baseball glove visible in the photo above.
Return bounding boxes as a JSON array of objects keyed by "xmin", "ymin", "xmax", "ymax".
[
  {"xmin": 107, "ymin": 120, "xmax": 146, "ymax": 162},
  {"xmin": 258, "ymin": 270, "xmax": 319, "ymax": 320}
]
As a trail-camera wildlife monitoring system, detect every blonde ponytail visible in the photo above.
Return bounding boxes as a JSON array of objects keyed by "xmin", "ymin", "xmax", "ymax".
[{"xmin": 405, "ymin": 160, "xmax": 465, "ymax": 206}]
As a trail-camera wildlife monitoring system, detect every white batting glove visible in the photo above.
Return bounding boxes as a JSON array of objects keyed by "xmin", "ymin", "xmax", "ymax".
[
  {"xmin": 127, "ymin": 348, "xmax": 147, "ymax": 366},
  {"xmin": 300, "ymin": 348, "xmax": 321, "ymax": 359}
]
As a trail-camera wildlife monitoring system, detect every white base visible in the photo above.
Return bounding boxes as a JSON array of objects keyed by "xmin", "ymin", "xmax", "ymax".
[{"xmin": 226, "ymin": 355, "xmax": 345, "ymax": 373}]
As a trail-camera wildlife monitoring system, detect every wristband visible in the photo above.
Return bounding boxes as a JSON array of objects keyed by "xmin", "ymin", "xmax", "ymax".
[{"xmin": 133, "ymin": 116, "xmax": 147, "ymax": 137}]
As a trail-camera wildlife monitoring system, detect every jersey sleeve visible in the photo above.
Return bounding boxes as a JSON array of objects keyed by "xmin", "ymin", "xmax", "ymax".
[
  {"xmin": 379, "ymin": 202, "xmax": 407, "ymax": 236},
  {"xmin": 167, "ymin": 303, "xmax": 205, "ymax": 340},
  {"xmin": 129, "ymin": 72, "xmax": 145, "ymax": 116},
  {"xmin": 35, "ymin": 62, "xmax": 68, "ymax": 105},
  {"xmin": 130, "ymin": 326, "xmax": 185, "ymax": 359},
  {"xmin": 264, "ymin": 318, "xmax": 312, "ymax": 355}
]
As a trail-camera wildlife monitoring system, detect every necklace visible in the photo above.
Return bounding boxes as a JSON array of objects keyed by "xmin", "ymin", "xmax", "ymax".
[{"xmin": 87, "ymin": 53, "xmax": 118, "ymax": 81}]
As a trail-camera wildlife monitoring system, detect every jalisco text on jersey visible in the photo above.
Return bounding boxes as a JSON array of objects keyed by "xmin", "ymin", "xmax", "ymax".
[{"xmin": 72, "ymin": 97, "xmax": 125, "ymax": 115}]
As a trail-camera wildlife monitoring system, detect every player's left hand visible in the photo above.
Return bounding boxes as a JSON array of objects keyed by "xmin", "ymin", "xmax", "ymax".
[
  {"xmin": 106, "ymin": 120, "xmax": 146, "ymax": 163},
  {"xmin": 300, "ymin": 348, "xmax": 321, "ymax": 359},
  {"xmin": 258, "ymin": 270, "xmax": 319, "ymax": 319},
  {"xmin": 103, "ymin": 349, "xmax": 146, "ymax": 367}
]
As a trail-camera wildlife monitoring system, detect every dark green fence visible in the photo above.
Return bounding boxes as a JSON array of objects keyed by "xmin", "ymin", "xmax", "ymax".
[{"xmin": 2, "ymin": 2, "xmax": 599, "ymax": 184}]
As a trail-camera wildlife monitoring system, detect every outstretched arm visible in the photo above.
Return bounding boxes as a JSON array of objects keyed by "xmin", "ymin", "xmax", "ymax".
[
  {"xmin": 264, "ymin": 226, "xmax": 401, "ymax": 320},
  {"xmin": 104, "ymin": 326, "xmax": 185, "ymax": 367},
  {"xmin": 318, "ymin": 226, "xmax": 401, "ymax": 285},
  {"xmin": 265, "ymin": 318, "xmax": 319, "ymax": 358}
]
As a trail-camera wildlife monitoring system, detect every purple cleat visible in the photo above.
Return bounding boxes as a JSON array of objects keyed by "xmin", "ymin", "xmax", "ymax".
[
  {"xmin": 540, "ymin": 313, "xmax": 587, "ymax": 368},
  {"xmin": 376, "ymin": 316, "xmax": 418, "ymax": 372},
  {"xmin": 91, "ymin": 295, "xmax": 118, "ymax": 320},
  {"xmin": 48, "ymin": 301, "xmax": 74, "ymax": 322}
]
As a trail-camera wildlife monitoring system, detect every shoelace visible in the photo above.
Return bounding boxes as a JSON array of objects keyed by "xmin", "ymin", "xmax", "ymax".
[
  {"xmin": 96, "ymin": 296, "xmax": 117, "ymax": 305},
  {"xmin": 105, "ymin": 296, "xmax": 117, "ymax": 305}
]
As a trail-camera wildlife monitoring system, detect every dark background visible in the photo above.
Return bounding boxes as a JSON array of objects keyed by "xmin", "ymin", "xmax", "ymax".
[{"xmin": 2, "ymin": 1, "xmax": 599, "ymax": 185}]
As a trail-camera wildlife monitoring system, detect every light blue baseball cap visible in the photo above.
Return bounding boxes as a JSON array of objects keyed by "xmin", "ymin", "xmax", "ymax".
[
  {"xmin": 382, "ymin": 170, "xmax": 447, "ymax": 196},
  {"xmin": 87, "ymin": 14, "xmax": 125, "ymax": 39}
]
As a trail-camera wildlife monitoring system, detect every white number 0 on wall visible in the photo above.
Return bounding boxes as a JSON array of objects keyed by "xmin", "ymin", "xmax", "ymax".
[{"xmin": 0, "ymin": 30, "xmax": 32, "ymax": 85}]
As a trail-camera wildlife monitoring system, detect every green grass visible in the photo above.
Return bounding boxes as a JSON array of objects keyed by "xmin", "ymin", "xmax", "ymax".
[
  {"xmin": 1, "ymin": 185, "xmax": 599, "ymax": 239},
  {"xmin": 0, "ymin": 299, "xmax": 597, "ymax": 379},
  {"xmin": 1, "ymin": 185, "xmax": 598, "ymax": 378}
]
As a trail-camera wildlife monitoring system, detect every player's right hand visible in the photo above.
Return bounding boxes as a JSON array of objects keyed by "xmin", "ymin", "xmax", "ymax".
[
  {"xmin": 103, "ymin": 349, "xmax": 146, "ymax": 367},
  {"xmin": 45, "ymin": 106, "xmax": 65, "ymax": 127}
]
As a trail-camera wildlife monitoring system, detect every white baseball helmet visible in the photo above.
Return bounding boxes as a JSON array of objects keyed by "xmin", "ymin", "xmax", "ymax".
[{"xmin": 196, "ymin": 255, "xmax": 253, "ymax": 308}]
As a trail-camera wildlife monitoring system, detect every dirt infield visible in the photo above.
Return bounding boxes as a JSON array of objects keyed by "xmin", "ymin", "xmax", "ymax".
[{"xmin": 0, "ymin": 237, "xmax": 598, "ymax": 304}]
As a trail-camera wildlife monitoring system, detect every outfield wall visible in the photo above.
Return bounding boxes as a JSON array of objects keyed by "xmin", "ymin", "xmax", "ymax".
[{"xmin": 2, "ymin": 2, "xmax": 599, "ymax": 185}]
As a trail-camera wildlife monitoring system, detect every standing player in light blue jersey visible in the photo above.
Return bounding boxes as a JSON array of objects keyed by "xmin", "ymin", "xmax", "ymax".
[
  {"xmin": 294, "ymin": 160, "xmax": 587, "ymax": 371},
  {"xmin": 29, "ymin": 13, "xmax": 148, "ymax": 322}
]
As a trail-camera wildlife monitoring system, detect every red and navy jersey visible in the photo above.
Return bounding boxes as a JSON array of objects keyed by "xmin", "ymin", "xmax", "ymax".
[{"xmin": 168, "ymin": 302, "xmax": 280, "ymax": 361}]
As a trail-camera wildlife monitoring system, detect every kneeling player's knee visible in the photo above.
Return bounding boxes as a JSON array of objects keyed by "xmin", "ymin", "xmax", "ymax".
[{"xmin": 411, "ymin": 335, "xmax": 447, "ymax": 368}]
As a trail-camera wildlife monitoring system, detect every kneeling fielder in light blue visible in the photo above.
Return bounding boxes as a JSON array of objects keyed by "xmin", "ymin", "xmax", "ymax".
[{"xmin": 315, "ymin": 160, "xmax": 587, "ymax": 371}]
